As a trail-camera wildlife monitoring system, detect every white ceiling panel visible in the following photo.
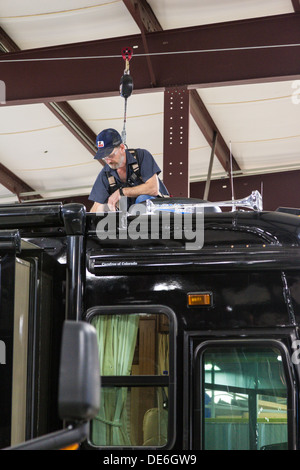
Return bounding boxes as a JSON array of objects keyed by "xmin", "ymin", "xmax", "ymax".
[
  {"xmin": 71, "ymin": 91, "xmax": 165, "ymax": 171},
  {"xmin": 0, "ymin": 103, "xmax": 96, "ymax": 196},
  {"xmin": 199, "ymin": 81, "xmax": 300, "ymax": 175},
  {"xmin": 0, "ymin": 184, "xmax": 18, "ymax": 203},
  {"xmin": 0, "ymin": 0, "xmax": 139, "ymax": 49},
  {"xmin": 189, "ymin": 115, "xmax": 224, "ymax": 181},
  {"xmin": 149, "ymin": 0, "xmax": 293, "ymax": 29}
]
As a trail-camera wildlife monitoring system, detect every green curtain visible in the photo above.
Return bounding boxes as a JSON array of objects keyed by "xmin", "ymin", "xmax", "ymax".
[
  {"xmin": 91, "ymin": 314, "xmax": 139, "ymax": 446},
  {"xmin": 158, "ymin": 333, "xmax": 169, "ymax": 401}
]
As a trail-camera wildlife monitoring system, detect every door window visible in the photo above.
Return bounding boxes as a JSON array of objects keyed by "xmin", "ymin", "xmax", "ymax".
[
  {"xmin": 86, "ymin": 307, "xmax": 175, "ymax": 448},
  {"xmin": 195, "ymin": 342, "xmax": 293, "ymax": 450}
]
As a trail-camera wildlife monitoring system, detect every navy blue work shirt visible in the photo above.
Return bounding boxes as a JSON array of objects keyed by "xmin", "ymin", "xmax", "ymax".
[{"xmin": 89, "ymin": 148, "xmax": 168, "ymax": 208}]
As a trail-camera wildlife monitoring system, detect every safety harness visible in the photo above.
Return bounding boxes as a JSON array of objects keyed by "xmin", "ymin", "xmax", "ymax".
[
  {"xmin": 106, "ymin": 149, "xmax": 143, "ymax": 195},
  {"xmin": 106, "ymin": 148, "xmax": 169, "ymax": 198}
]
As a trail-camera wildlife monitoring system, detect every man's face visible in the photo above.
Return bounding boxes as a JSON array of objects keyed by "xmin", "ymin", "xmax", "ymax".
[{"xmin": 103, "ymin": 145, "xmax": 125, "ymax": 170}]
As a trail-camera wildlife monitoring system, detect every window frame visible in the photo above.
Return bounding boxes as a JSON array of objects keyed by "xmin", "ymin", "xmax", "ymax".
[
  {"xmin": 193, "ymin": 338, "xmax": 297, "ymax": 450},
  {"xmin": 85, "ymin": 304, "xmax": 177, "ymax": 450}
]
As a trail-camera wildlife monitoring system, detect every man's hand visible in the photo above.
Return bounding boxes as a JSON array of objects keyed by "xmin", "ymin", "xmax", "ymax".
[
  {"xmin": 107, "ymin": 189, "xmax": 121, "ymax": 211},
  {"xmin": 92, "ymin": 174, "xmax": 159, "ymax": 212}
]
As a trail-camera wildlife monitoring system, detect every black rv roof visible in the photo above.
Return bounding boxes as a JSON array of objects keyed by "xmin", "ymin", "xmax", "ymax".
[{"xmin": 86, "ymin": 209, "xmax": 300, "ymax": 248}]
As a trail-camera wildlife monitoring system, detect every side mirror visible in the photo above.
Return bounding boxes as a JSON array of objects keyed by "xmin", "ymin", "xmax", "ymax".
[
  {"xmin": 58, "ymin": 320, "xmax": 101, "ymax": 421},
  {"xmin": 4, "ymin": 321, "xmax": 100, "ymax": 450}
]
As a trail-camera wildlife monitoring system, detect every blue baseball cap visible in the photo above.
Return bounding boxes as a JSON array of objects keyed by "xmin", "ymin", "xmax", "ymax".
[{"xmin": 94, "ymin": 128, "xmax": 122, "ymax": 159}]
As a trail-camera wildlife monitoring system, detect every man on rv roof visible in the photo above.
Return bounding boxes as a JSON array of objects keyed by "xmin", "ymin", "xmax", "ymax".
[{"xmin": 89, "ymin": 128, "xmax": 169, "ymax": 212}]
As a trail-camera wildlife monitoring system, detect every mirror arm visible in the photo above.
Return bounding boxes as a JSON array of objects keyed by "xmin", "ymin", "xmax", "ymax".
[{"xmin": 4, "ymin": 422, "xmax": 89, "ymax": 450}]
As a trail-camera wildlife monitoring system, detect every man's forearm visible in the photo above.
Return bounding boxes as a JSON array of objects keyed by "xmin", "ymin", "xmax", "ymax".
[
  {"xmin": 122, "ymin": 175, "xmax": 159, "ymax": 198},
  {"xmin": 90, "ymin": 202, "xmax": 106, "ymax": 213}
]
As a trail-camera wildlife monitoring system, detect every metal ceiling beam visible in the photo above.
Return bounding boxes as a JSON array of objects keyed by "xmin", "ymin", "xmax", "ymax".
[
  {"xmin": 123, "ymin": 1, "xmax": 241, "ymax": 181},
  {"xmin": 0, "ymin": 27, "xmax": 99, "ymax": 200},
  {"xmin": 44, "ymin": 102, "xmax": 97, "ymax": 155},
  {"xmin": 1, "ymin": 13, "xmax": 300, "ymax": 105},
  {"xmin": 0, "ymin": 26, "xmax": 97, "ymax": 155},
  {"xmin": 291, "ymin": 0, "xmax": 300, "ymax": 12},
  {"xmin": 0, "ymin": 162, "xmax": 41, "ymax": 202},
  {"xmin": 0, "ymin": 27, "xmax": 43, "ymax": 200},
  {"xmin": 0, "ymin": 26, "xmax": 20, "ymax": 52},
  {"xmin": 163, "ymin": 86, "xmax": 190, "ymax": 197},
  {"xmin": 123, "ymin": 2, "xmax": 240, "ymax": 182},
  {"xmin": 189, "ymin": 89, "xmax": 240, "ymax": 173},
  {"xmin": 122, "ymin": 0, "xmax": 162, "ymax": 32},
  {"xmin": 122, "ymin": 0, "xmax": 163, "ymax": 86}
]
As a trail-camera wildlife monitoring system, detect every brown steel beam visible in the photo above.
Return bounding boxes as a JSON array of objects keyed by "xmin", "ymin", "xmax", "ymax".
[
  {"xmin": 1, "ymin": 26, "xmax": 98, "ymax": 155},
  {"xmin": 123, "ymin": 0, "xmax": 163, "ymax": 86},
  {"xmin": 0, "ymin": 26, "xmax": 20, "ymax": 52},
  {"xmin": 163, "ymin": 87, "xmax": 190, "ymax": 197},
  {"xmin": 1, "ymin": 13, "xmax": 300, "ymax": 105},
  {"xmin": 122, "ymin": 0, "xmax": 162, "ymax": 32},
  {"xmin": 123, "ymin": 4, "xmax": 240, "ymax": 185},
  {"xmin": 44, "ymin": 102, "xmax": 97, "ymax": 155},
  {"xmin": 124, "ymin": 2, "xmax": 192, "ymax": 193},
  {"xmin": 0, "ymin": 162, "xmax": 41, "ymax": 202},
  {"xmin": 189, "ymin": 89, "xmax": 240, "ymax": 173},
  {"xmin": 124, "ymin": 4, "xmax": 191, "ymax": 194},
  {"xmin": 0, "ymin": 27, "xmax": 100, "ymax": 200},
  {"xmin": 292, "ymin": 0, "xmax": 300, "ymax": 12},
  {"xmin": 0, "ymin": 28, "xmax": 43, "ymax": 199}
]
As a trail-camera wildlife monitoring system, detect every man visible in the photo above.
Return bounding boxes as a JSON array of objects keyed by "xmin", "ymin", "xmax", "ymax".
[{"xmin": 89, "ymin": 128, "xmax": 169, "ymax": 212}]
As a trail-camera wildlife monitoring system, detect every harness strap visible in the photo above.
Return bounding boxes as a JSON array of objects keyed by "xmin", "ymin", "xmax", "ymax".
[
  {"xmin": 106, "ymin": 173, "xmax": 119, "ymax": 193},
  {"xmin": 106, "ymin": 149, "xmax": 168, "ymax": 198},
  {"xmin": 106, "ymin": 149, "xmax": 143, "ymax": 194}
]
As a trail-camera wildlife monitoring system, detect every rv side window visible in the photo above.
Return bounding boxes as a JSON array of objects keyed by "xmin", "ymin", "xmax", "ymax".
[
  {"xmin": 86, "ymin": 307, "xmax": 174, "ymax": 448},
  {"xmin": 198, "ymin": 343, "xmax": 293, "ymax": 450}
]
